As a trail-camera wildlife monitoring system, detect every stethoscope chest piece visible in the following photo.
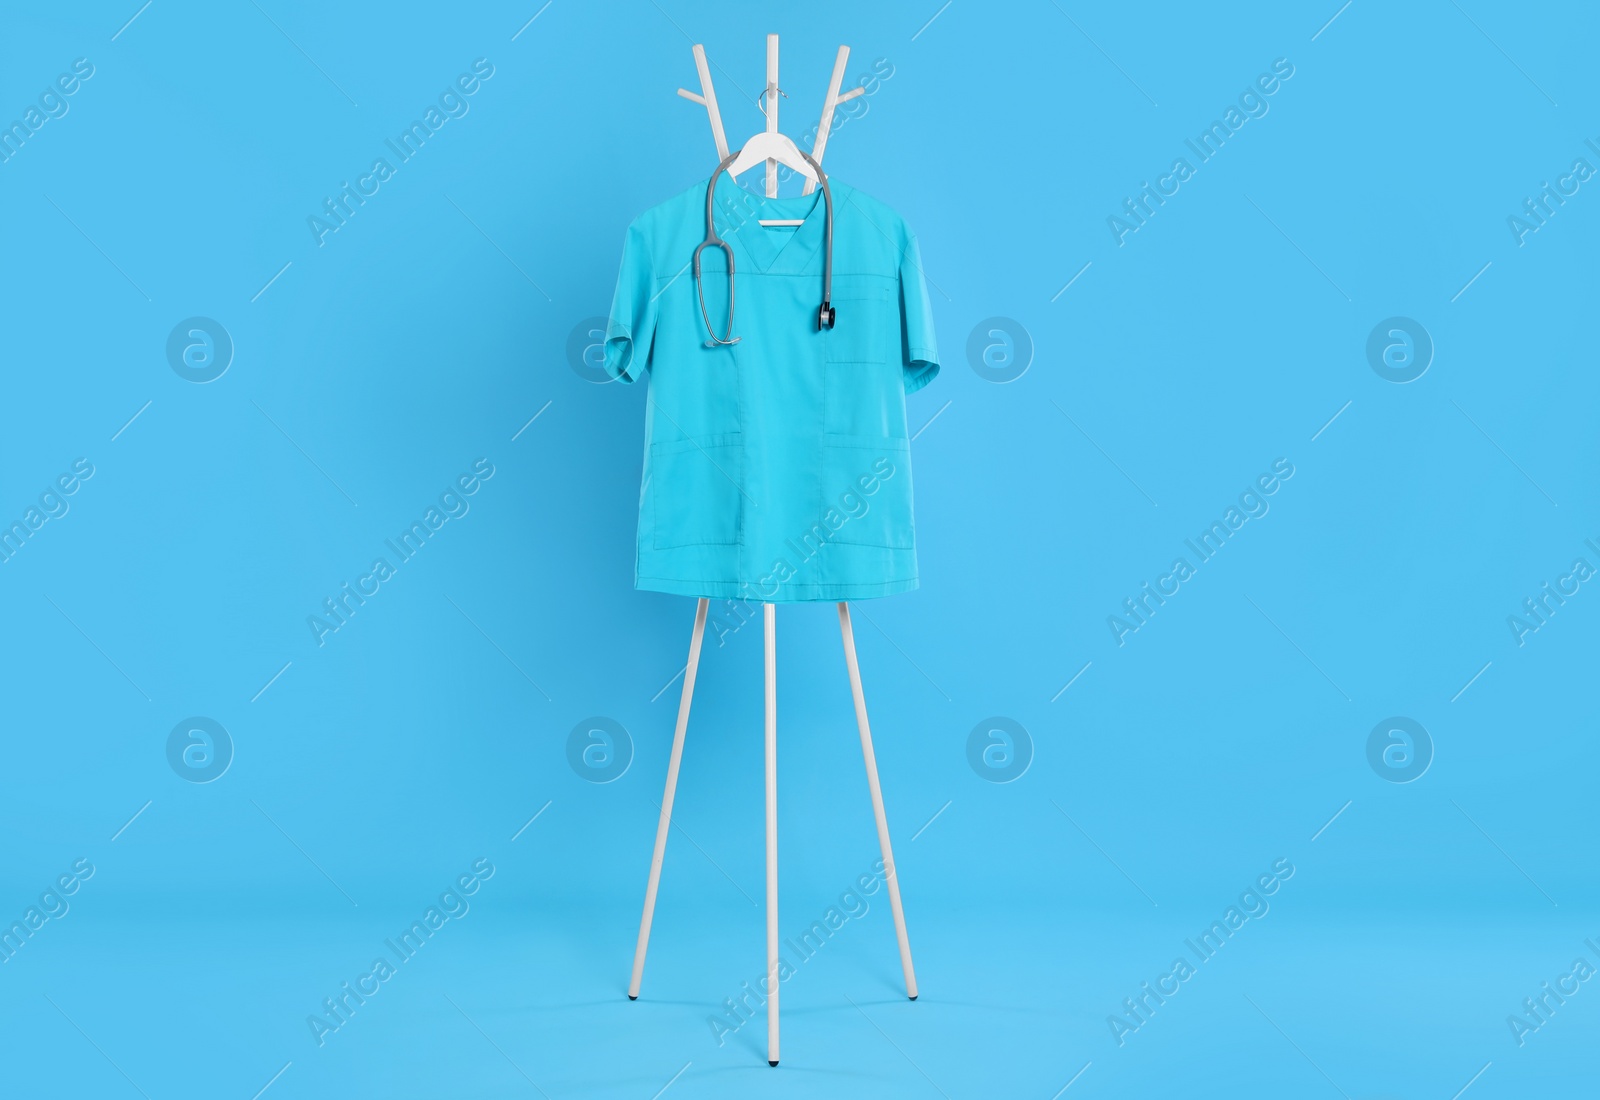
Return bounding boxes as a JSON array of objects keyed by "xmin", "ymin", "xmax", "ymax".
[{"xmin": 818, "ymin": 302, "xmax": 835, "ymax": 330}]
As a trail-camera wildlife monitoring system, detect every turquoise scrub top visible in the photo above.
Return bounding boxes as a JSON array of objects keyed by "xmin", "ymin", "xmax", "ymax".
[{"xmin": 605, "ymin": 172, "xmax": 939, "ymax": 603}]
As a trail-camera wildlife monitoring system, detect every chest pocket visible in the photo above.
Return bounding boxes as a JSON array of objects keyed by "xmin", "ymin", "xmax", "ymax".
[{"xmin": 822, "ymin": 276, "xmax": 894, "ymax": 365}]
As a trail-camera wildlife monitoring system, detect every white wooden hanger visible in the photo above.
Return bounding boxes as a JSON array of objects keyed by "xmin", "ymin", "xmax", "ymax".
[
  {"xmin": 729, "ymin": 133, "xmax": 816, "ymax": 226},
  {"xmin": 727, "ymin": 131, "xmax": 816, "ymax": 185}
]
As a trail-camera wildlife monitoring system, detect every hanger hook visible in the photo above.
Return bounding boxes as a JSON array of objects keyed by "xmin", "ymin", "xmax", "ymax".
[{"xmin": 756, "ymin": 83, "xmax": 788, "ymax": 116}]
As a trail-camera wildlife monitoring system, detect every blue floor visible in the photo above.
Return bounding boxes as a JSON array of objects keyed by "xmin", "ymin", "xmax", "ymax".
[{"xmin": 3, "ymin": 793, "xmax": 1596, "ymax": 1097}]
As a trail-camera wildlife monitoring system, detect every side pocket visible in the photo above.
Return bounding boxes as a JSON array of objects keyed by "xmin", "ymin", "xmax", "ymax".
[
  {"xmin": 819, "ymin": 434, "xmax": 913, "ymax": 549},
  {"xmin": 649, "ymin": 433, "xmax": 744, "ymax": 549}
]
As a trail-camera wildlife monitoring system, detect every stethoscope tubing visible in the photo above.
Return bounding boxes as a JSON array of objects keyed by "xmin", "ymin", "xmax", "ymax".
[{"xmin": 695, "ymin": 150, "xmax": 833, "ymax": 347}]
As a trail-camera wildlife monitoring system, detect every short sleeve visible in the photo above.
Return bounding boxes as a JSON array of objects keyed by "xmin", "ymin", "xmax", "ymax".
[
  {"xmin": 603, "ymin": 221, "xmax": 658, "ymax": 383},
  {"xmin": 898, "ymin": 234, "xmax": 940, "ymax": 394}
]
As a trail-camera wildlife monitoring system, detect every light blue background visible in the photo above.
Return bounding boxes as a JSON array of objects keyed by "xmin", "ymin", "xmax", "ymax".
[{"xmin": 1, "ymin": 2, "xmax": 1596, "ymax": 1097}]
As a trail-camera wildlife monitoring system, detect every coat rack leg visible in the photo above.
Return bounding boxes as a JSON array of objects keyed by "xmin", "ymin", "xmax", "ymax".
[
  {"xmin": 837, "ymin": 602, "xmax": 919, "ymax": 1000},
  {"xmin": 763, "ymin": 601, "xmax": 781, "ymax": 1065},
  {"xmin": 628, "ymin": 597, "xmax": 709, "ymax": 1000}
]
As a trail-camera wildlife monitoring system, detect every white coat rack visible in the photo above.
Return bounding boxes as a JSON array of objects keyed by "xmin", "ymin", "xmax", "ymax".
[{"xmin": 630, "ymin": 36, "xmax": 915, "ymax": 1069}]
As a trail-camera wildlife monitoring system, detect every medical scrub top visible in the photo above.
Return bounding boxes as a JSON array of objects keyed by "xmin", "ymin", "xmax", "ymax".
[{"xmin": 604, "ymin": 172, "xmax": 939, "ymax": 603}]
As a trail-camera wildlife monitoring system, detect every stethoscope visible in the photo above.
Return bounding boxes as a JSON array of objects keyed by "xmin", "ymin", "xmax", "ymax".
[{"xmin": 694, "ymin": 149, "xmax": 835, "ymax": 347}]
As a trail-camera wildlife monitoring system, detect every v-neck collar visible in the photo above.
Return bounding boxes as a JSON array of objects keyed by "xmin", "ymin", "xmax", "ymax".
[{"xmin": 711, "ymin": 172, "xmax": 831, "ymax": 275}]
